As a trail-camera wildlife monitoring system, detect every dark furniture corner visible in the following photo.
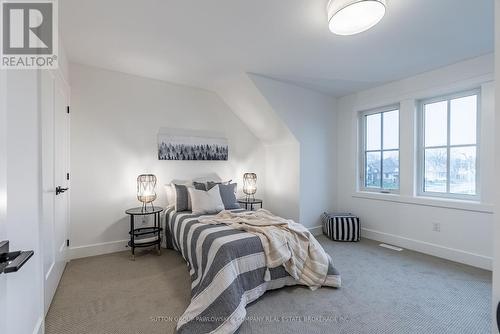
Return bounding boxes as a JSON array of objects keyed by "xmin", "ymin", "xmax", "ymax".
[
  {"xmin": 497, "ymin": 302, "xmax": 500, "ymax": 333},
  {"xmin": 0, "ymin": 240, "xmax": 34, "ymax": 274},
  {"xmin": 125, "ymin": 206, "xmax": 164, "ymax": 260},
  {"xmin": 237, "ymin": 198, "xmax": 263, "ymax": 211}
]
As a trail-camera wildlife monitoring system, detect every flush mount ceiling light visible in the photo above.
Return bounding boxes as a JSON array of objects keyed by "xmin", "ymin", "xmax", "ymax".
[{"xmin": 327, "ymin": 0, "xmax": 386, "ymax": 35}]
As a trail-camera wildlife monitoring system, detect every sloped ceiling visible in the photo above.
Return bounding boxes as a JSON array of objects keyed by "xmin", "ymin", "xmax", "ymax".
[{"xmin": 60, "ymin": 0, "xmax": 494, "ymax": 97}]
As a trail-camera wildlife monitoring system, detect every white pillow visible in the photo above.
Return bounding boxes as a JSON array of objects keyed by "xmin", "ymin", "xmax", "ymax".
[
  {"xmin": 188, "ymin": 185, "xmax": 224, "ymax": 215},
  {"xmin": 165, "ymin": 180, "xmax": 193, "ymax": 209},
  {"xmin": 164, "ymin": 184, "xmax": 175, "ymax": 206}
]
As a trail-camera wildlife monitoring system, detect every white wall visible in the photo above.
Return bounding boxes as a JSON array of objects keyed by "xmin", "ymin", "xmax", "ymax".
[
  {"xmin": 336, "ymin": 54, "xmax": 495, "ymax": 270},
  {"xmin": 212, "ymin": 73, "xmax": 337, "ymax": 229},
  {"xmin": 69, "ymin": 64, "xmax": 266, "ymax": 258},
  {"xmin": 211, "ymin": 73, "xmax": 301, "ymax": 222},
  {"xmin": 492, "ymin": 1, "xmax": 500, "ymax": 331},
  {"xmin": 263, "ymin": 143, "xmax": 300, "ymax": 223},
  {"xmin": 250, "ymin": 75, "xmax": 337, "ymax": 229}
]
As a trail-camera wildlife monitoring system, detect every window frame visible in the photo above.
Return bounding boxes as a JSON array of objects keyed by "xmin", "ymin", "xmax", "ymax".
[
  {"xmin": 358, "ymin": 104, "xmax": 401, "ymax": 194},
  {"xmin": 416, "ymin": 88, "xmax": 481, "ymax": 201}
]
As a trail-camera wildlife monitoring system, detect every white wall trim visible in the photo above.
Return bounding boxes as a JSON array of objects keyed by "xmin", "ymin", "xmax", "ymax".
[
  {"xmin": 69, "ymin": 240, "xmax": 128, "ymax": 260},
  {"xmin": 361, "ymin": 227, "xmax": 492, "ymax": 270},
  {"xmin": 308, "ymin": 225, "xmax": 323, "ymax": 236},
  {"xmin": 44, "ymin": 262, "xmax": 54, "ymax": 281},
  {"xmin": 67, "ymin": 226, "xmax": 492, "ymax": 271},
  {"xmin": 32, "ymin": 316, "xmax": 44, "ymax": 334},
  {"xmin": 70, "ymin": 228, "xmax": 326, "ymax": 260},
  {"xmin": 352, "ymin": 75, "xmax": 493, "ymax": 112},
  {"xmin": 352, "ymin": 192, "xmax": 494, "ymax": 214}
]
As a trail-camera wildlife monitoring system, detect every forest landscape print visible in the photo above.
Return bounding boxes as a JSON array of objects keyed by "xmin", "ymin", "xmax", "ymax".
[{"xmin": 158, "ymin": 134, "xmax": 228, "ymax": 161}]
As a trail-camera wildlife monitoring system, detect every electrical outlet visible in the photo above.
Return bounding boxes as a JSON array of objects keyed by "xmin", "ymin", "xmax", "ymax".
[
  {"xmin": 432, "ymin": 222, "xmax": 441, "ymax": 232},
  {"xmin": 141, "ymin": 217, "xmax": 148, "ymax": 225}
]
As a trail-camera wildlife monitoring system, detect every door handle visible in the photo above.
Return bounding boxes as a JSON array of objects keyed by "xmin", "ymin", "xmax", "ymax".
[{"xmin": 56, "ymin": 186, "xmax": 69, "ymax": 195}]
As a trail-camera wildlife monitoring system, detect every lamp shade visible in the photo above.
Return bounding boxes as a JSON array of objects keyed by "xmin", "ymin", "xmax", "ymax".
[
  {"xmin": 137, "ymin": 174, "xmax": 157, "ymax": 204},
  {"xmin": 327, "ymin": 0, "xmax": 386, "ymax": 36},
  {"xmin": 243, "ymin": 173, "xmax": 257, "ymax": 196}
]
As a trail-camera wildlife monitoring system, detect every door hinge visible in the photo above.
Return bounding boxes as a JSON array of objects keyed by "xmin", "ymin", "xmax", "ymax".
[
  {"xmin": 66, "ymin": 106, "xmax": 70, "ymax": 114},
  {"xmin": 66, "ymin": 173, "xmax": 70, "ymax": 180},
  {"xmin": 66, "ymin": 239, "xmax": 69, "ymax": 247}
]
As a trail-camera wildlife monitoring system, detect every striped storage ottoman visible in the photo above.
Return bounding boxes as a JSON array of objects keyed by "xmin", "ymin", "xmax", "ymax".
[{"xmin": 321, "ymin": 212, "xmax": 360, "ymax": 242}]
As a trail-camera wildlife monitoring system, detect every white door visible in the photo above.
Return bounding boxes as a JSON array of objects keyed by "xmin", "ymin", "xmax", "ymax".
[
  {"xmin": 0, "ymin": 67, "xmax": 8, "ymax": 334},
  {"xmin": 41, "ymin": 71, "xmax": 70, "ymax": 313},
  {"xmin": 53, "ymin": 74, "xmax": 70, "ymax": 292}
]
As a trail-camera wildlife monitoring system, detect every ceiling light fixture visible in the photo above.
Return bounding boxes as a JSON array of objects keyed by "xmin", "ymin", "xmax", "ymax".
[{"xmin": 327, "ymin": 0, "xmax": 386, "ymax": 36}]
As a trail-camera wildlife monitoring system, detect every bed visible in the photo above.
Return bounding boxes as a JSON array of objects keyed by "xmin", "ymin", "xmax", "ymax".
[{"xmin": 163, "ymin": 207, "xmax": 341, "ymax": 334}]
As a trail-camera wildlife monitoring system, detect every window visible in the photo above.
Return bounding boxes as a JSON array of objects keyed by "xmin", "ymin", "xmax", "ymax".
[
  {"xmin": 418, "ymin": 89, "xmax": 480, "ymax": 199},
  {"xmin": 360, "ymin": 105, "xmax": 400, "ymax": 192}
]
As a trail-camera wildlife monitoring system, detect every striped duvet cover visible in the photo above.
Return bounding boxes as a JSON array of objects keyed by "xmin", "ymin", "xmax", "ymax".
[{"xmin": 163, "ymin": 207, "xmax": 341, "ymax": 334}]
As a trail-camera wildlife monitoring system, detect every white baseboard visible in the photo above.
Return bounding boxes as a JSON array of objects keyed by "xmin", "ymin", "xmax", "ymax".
[
  {"xmin": 69, "ymin": 239, "xmax": 128, "ymax": 260},
  {"xmin": 68, "ymin": 228, "xmax": 490, "ymax": 271},
  {"xmin": 308, "ymin": 225, "xmax": 323, "ymax": 236},
  {"xmin": 361, "ymin": 227, "xmax": 492, "ymax": 270},
  {"xmin": 71, "ymin": 227, "xmax": 323, "ymax": 260},
  {"xmin": 33, "ymin": 316, "xmax": 43, "ymax": 334}
]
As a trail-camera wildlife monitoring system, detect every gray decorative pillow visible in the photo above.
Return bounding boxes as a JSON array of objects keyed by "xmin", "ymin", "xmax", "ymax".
[
  {"xmin": 174, "ymin": 184, "xmax": 190, "ymax": 212},
  {"xmin": 207, "ymin": 179, "xmax": 232, "ymax": 190},
  {"xmin": 218, "ymin": 183, "xmax": 240, "ymax": 210},
  {"xmin": 193, "ymin": 182, "xmax": 207, "ymax": 191}
]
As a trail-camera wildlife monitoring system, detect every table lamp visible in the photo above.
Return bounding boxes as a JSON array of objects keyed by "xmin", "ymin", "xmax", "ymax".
[
  {"xmin": 243, "ymin": 173, "xmax": 257, "ymax": 201},
  {"xmin": 137, "ymin": 174, "xmax": 157, "ymax": 212}
]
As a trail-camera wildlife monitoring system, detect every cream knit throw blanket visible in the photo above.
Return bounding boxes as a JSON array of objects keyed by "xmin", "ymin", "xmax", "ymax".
[{"xmin": 199, "ymin": 209, "xmax": 331, "ymax": 290}]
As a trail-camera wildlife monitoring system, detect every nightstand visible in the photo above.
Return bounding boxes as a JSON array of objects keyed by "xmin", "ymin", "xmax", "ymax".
[
  {"xmin": 237, "ymin": 198, "xmax": 263, "ymax": 211},
  {"xmin": 125, "ymin": 206, "xmax": 163, "ymax": 260}
]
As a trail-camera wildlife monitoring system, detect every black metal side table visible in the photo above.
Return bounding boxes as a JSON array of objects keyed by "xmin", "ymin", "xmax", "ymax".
[
  {"xmin": 237, "ymin": 198, "xmax": 263, "ymax": 211},
  {"xmin": 125, "ymin": 206, "xmax": 163, "ymax": 260}
]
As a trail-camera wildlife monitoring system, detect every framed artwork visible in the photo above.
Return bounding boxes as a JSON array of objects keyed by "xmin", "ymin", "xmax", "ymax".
[{"xmin": 158, "ymin": 134, "xmax": 228, "ymax": 161}]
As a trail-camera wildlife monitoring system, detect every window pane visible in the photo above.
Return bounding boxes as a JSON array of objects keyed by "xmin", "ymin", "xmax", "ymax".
[
  {"xmin": 450, "ymin": 146, "xmax": 476, "ymax": 195},
  {"xmin": 366, "ymin": 152, "xmax": 381, "ymax": 188},
  {"xmin": 383, "ymin": 110, "xmax": 399, "ymax": 150},
  {"xmin": 424, "ymin": 101, "xmax": 447, "ymax": 147},
  {"xmin": 382, "ymin": 151, "xmax": 399, "ymax": 189},
  {"xmin": 366, "ymin": 113, "xmax": 381, "ymax": 150},
  {"xmin": 424, "ymin": 148, "xmax": 447, "ymax": 193},
  {"xmin": 450, "ymin": 95, "xmax": 477, "ymax": 146}
]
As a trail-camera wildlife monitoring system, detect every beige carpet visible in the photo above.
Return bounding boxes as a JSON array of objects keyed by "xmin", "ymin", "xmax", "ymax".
[
  {"xmin": 45, "ymin": 237, "xmax": 492, "ymax": 334},
  {"xmin": 45, "ymin": 247, "xmax": 190, "ymax": 334}
]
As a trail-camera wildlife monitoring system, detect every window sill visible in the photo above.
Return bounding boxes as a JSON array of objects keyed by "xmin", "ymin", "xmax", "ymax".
[{"xmin": 352, "ymin": 191, "xmax": 494, "ymax": 213}]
